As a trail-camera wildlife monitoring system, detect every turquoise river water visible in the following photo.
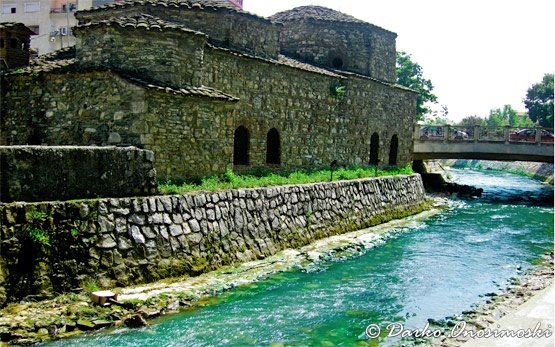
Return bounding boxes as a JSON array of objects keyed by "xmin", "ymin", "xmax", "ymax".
[{"xmin": 49, "ymin": 169, "xmax": 554, "ymax": 346}]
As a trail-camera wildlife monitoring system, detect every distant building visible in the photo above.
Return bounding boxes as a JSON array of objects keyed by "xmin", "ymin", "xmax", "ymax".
[
  {"xmin": 92, "ymin": 0, "xmax": 123, "ymax": 6},
  {"xmin": 0, "ymin": 0, "xmax": 92, "ymax": 55},
  {"xmin": 228, "ymin": 0, "xmax": 242, "ymax": 8},
  {"xmin": 0, "ymin": 22, "xmax": 33, "ymax": 69}
]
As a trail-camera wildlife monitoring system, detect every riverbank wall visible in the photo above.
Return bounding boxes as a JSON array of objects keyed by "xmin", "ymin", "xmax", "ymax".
[{"xmin": 0, "ymin": 174, "xmax": 428, "ymax": 306}]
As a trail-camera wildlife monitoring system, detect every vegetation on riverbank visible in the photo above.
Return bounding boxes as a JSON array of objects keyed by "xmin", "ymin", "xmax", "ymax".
[{"xmin": 159, "ymin": 165, "xmax": 413, "ymax": 194}]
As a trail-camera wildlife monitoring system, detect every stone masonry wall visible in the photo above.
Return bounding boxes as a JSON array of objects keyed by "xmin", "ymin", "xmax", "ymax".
[
  {"xmin": 2, "ymin": 49, "xmax": 415, "ymax": 178},
  {"xmin": 142, "ymin": 91, "xmax": 237, "ymax": 178},
  {"xmin": 0, "ymin": 71, "xmax": 147, "ymax": 147},
  {"xmin": 277, "ymin": 20, "xmax": 396, "ymax": 83},
  {"xmin": 76, "ymin": 5, "xmax": 280, "ymax": 59},
  {"xmin": 0, "ymin": 146, "xmax": 157, "ymax": 202},
  {"xmin": 0, "ymin": 174, "xmax": 428, "ymax": 306},
  {"xmin": 203, "ymin": 47, "xmax": 415, "ymax": 169},
  {"xmin": 145, "ymin": 7, "xmax": 280, "ymax": 59},
  {"xmin": 75, "ymin": 25, "xmax": 207, "ymax": 87},
  {"xmin": 1, "ymin": 14, "xmax": 415, "ymax": 179}
]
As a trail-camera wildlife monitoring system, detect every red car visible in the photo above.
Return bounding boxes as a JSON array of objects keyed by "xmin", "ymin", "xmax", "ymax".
[{"xmin": 510, "ymin": 128, "xmax": 554, "ymax": 142}]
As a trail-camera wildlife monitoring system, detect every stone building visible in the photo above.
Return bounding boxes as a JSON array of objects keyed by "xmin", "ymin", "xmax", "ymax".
[{"xmin": 0, "ymin": 0, "xmax": 417, "ymax": 179}]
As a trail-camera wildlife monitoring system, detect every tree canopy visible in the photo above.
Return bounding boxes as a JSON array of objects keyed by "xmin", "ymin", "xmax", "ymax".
[
  {"xmin": 523, "ymin": 73, "xmax": 554, "ymax": 128},
  {"xmin": 457, "ymin": 105, "xmax": 534, "ymax": 128},
  {"xmin": 458, "ymin": 115, "xmax": 485, "ymax": 127},
  {"xmin": 396, "ymin": 51, "xmax": 437, "ymax": 120}
]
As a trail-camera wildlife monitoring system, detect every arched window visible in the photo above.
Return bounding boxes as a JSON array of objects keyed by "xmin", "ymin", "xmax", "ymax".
[
  {"xmin": 233, "ymin": 126, "xmax": 249, "ymax": 165},
  {"xmin": 266, "ymin": 128, "xmax": 281, "ymax": 165},
  {"xmin": 369, "ymin": 132, "xmax": 379, "ymax": 165},
  {"xmin": 332, "ymin": 57, "xmax": 344, "ymax": 69},
  {"xmin": 389, "ymin": 134, "xmax": 399, "ymax": 166}
]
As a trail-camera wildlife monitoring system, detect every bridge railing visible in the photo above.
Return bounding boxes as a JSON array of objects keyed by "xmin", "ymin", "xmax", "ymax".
[
  {"xmin": 508, "ymin": 127, "xmax": 554, "ymax": 144},
  {"xmin": 416, "ymin": 125, "xmax": 554, "ymax": 145},
  {"xmin": 478, "ymin": 126, "xmax": 505, "ymax": 142},
  {"xmin": 449, "ymin": 126, "xmax": 474, "ymax": 141}
]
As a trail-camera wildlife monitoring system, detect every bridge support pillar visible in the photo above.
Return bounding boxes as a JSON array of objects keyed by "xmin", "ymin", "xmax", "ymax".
[
  {"xmin": 443, "ymin": 125, "xmax": 450, "ymax": 142},
  {"xmin": 504, "ymin": 126, "xmax": 510, "ymax": 144},
  {"xmin": 535, "ymin": 126, "xmax": 542, "ymax": 145}
]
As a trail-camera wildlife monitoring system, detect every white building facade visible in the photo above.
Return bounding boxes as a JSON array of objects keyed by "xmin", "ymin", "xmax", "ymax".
[{"xmin": 0, "ymin": 0, "xmax": 92, "ymax": 55}]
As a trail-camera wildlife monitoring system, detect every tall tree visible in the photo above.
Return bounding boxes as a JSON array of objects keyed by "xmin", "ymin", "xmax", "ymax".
[
  {"xmin": 396, "ymin": 51, "xmax": 438, "ymax": 120},
  {"xmin": 458, "ymin": 115, "xmax": 485, "ymax": 127},
  {"xmin": 486, "ymin": 106, "xmax": 510, "ymax": 127},
  {"xmin": 523, "ymin": 73, "xmax": 554, "ymax": 128}
]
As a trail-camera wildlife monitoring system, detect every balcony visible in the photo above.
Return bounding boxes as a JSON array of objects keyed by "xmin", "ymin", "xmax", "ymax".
[{"xmin": 50, "ymin": 4, "xmax": 77, "ymax": 13}]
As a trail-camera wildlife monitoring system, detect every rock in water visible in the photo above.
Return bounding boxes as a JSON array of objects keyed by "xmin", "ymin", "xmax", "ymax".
[{"xmin": 124, "ymin": 314, "xmax": 149, "ymax": 328}]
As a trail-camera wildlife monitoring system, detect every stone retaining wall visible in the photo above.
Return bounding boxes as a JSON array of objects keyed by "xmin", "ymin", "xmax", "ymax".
[
  {"xmin": 0, "ymin": 146, "xmax": 157, "ymax": 202},
  {"xmin": 0, "ymin": 174, "xmax": 428, "ymax": 306}
]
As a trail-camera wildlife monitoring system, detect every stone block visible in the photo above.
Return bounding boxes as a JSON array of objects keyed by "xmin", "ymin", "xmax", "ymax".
[
  {"xmin": 188, "ymin": 219, "xmax": 201, "ymax": 233},
  {"xmin": 97, "ymin": 234, "xmax": 117, "ymax": 249},
  {"xmin": 129, "ymin": 225, "xmax": 145, "ymax": 244},
  {"xmin": 169, "ymin": 225, "xmax": 183, "ymax": 237}
]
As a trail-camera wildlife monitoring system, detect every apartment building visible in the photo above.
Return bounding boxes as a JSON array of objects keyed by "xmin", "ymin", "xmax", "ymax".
[{"xmin": 0, "ymin": 0, "xmax": 92, "ymax": 55}]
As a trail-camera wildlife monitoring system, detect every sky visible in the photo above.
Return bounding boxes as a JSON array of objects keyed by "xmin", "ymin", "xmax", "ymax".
[{"xmin": 243, "ymin": 0, "xmax": 555, "ymax": 122}]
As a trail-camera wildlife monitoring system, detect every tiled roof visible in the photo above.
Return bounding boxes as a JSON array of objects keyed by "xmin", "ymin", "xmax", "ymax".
[
  {"xmin": 34, "ymin": 46, "xmax": 76, "ymax": 61},
  {"xmin": 271, "ymin": 6, "xmax": 365, "ymax": 24},
  {"xmin": 77, "ymin": 0, "xmax": 271, "ymax": 23},
  {"xmin": 74, "ymin": 14, "xmax": 207, "ymax": 36},
  {"xmin": 337, "ymin": 70, "xmax": 417, "ymax": 93},
  {"xmin": 0, "ymin": 22, "xmax": 34, "ymax": 34},
  {"xmin": 277, "ymin": 55, "xmax": 343, "ymax": 78},
  {"xmin": 8, "ymin": 62, "xmax": 238, "ymax": 101},
  {"xmin": 270, "ymin": 6, "xmax": 394, "ymax": 35},
  {"xmin": 6, "ymin": 47, "xmax": 78, "ymax": 75},
  {"xmin": 122, "ymin": 75, "xmax": 239, "ymax": 101},
  {"xmin": 208, "ymin": 44, "xmax": 343, "ymax": 79},
  {"xmin": 6, "ymin": 58, "xmax": 77, "ymax": 75}
]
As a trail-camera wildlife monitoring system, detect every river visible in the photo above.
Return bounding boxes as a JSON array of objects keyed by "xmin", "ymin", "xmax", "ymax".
[{"xmin": 48, "ymin": 169, "xmax": 554, "ymax": 346}]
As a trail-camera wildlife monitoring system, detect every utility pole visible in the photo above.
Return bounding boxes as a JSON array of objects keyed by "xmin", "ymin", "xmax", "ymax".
[{"xmin": 66, "ymin": 0, "xmax": 71, "ymax": 46}]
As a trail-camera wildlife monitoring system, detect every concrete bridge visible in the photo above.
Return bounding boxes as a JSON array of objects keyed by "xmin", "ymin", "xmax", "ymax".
[{"xmin": 413, "ymin": 125, "xmax": 554, "ymax": 163}]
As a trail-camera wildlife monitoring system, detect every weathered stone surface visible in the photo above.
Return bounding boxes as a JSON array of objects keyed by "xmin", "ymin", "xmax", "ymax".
[
  {"xmin": 2, "ymin": 5, "xmax": 414, "ymax": 180},
  {"xmin": 0, "ymin": 175, "xmax": 426, "ymax": 306},
  {"xmin": 0, "ymin": 146, "xmax": 157, "ymax": 202},
  {"xmin": 188, "ymin": 220, "xmax": 201, "ymax": 233},
  {"xmin": 169, "ymin": 225, "xmax": 183, "ymax": 237},
  {"xmin": 129, "ymin": 226, "xmax": 145, "ymax": 244},
  {"xmin": 98, "ymin": 235, "xmax": 117, "ymax": 249}
]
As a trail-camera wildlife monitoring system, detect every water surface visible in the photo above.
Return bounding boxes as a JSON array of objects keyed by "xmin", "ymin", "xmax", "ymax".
[{"xmin": 49, "ymin": 169, "xmax": 554, "ymax": 346}]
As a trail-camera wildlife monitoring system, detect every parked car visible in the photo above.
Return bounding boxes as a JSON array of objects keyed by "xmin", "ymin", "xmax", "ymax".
[
  {"xmin": 451, "ymin": 130, "xmax": 469, "ymax": 140},
  {"xmin": 510, "ymin": 128, "xmax": 554, "ymax": 142},
  {"xmin": 419, "ymin": 126, "xmax": 444, "ymax": 140}
]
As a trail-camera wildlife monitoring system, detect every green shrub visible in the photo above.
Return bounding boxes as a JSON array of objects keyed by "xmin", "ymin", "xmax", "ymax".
[
  {"xmin": 29, "ymin": 228, "xmax": 51, "ymax": 247},
  {"xmin": 26, "ymin": 209, "xmax": 47, "ymax": 222},
  {"xmin": 158, "ymin": 164, "xmax": 413, "ymax": 195}
]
